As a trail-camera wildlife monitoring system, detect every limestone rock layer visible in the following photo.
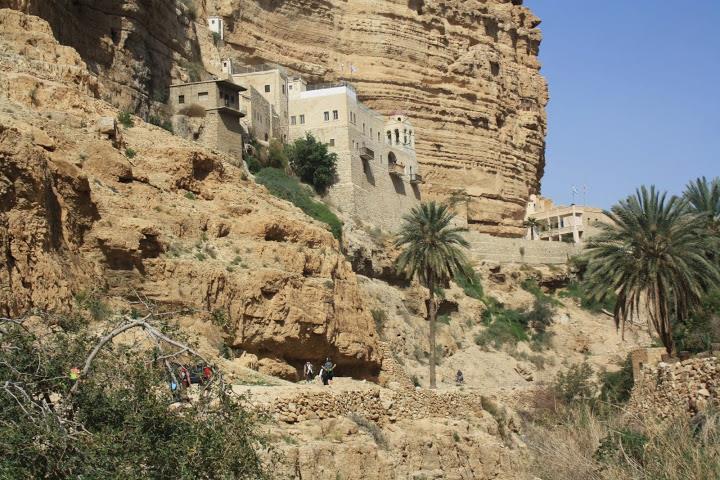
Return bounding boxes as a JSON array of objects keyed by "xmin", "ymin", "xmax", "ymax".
[{"xmin": 214, "ymin": 0, "xmax": 548, "ymax": 236}]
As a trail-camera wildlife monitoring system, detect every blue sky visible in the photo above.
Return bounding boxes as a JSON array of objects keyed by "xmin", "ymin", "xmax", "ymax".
[{"xmin": 525, "ymin": 0, "xmax": 720, "ymax": 208}]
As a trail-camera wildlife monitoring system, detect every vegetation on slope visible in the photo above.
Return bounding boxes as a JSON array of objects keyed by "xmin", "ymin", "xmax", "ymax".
[
  {"xmin": 255, "ymin": 167, "xmax": 343, "ymax": 240},
  {"xmin": 0, "ymin": 314, "xmax": 269, "ymax": 479}
]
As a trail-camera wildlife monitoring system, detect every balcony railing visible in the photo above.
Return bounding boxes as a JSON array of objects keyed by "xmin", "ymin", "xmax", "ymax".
[
  {"xmin": 410, "ymin": 173, "xmax": 423, "ymax": 184},
  {"xmin": 360, "ymin": 147, "xmax": 374, "ymax": 161},
  {"xmin": 388, "ymin": 162, "xmax": 405, "ymax": 176}
]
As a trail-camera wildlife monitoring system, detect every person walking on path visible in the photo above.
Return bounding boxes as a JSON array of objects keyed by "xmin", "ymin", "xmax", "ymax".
[
  {"xmin": 303, "ymin": 361, "xmax": 315, "ymax": 383},
  {"xmin": 321, "ymin": 357, "xmax": 335, "ymax": 386},
  {"xmin": 455, "ymin": 370, "xmax": 464, "ymax": 386}
]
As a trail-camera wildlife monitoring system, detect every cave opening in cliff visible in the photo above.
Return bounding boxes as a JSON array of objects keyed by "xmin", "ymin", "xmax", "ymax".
[{"xmin": 408, "ymin": 0, "xmax": 425, "ymax": 15}]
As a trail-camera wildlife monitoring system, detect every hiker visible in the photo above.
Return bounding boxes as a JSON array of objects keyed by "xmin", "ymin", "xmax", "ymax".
[
  {"xmin": 179, "ymin": 366, "xmax": 190, "ymax": 387},
  {"xmin": 455, "ymin": 370, "xmax": 464, "ymax": 386},
  {"xmin": 303, "ymin": 361, "xmax": 314, "ymax": 383},
  {"xmin": 321, "ymin": 357, "xmax": 336, "ymax": 386},
  {"xmin": 202, "ymin": 365, "xmax": 213, "ymax": 384}
]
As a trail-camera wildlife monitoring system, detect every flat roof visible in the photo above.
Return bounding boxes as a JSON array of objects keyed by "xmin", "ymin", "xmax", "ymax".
[{"xmin": 170, "ymin": 79, "xmax": 246, "ymax": 92}]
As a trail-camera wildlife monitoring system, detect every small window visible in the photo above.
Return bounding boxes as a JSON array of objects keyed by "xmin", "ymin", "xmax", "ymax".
[
  {"xmin": 363, "ymin": 123, "xmax": 366, "ymax": 134},
  {"xmin": 264, "ymin": 133, "xmax": 269, "ymax": 141},
  {"xmin": 198, "ymin": 92, "xmax": 208, "ymax": 102},
  {"xmin": 333, "ymin": 110, "xmax": 339, "ymax": 120},
  {"xmin": 282, "ymin": 84, "xmax": 286, "ymax": 94},
  {"xmin": 290, "ymin": 116, "xmax": 297, "ymax": 125},
  {"xmin": 299, "ymin": 114, "xmax": 305, "ymax": 124},
  {"xmin": 289, "ymin": 84, "xmax": 293, "ymax": 90},
  {"xmin": 211, "ymin": 19, "xmax": 216, "ymax": 24},
  {"xmin": 178, "ymin": 95, "xmax": 185, "ymax": 104},
  {"xmin": 324, "ymin": 111, "xmax": 330, "ymax": 121},
  {"xmin": 377, "ymin": 132, "xmax": 381, "ymax": 142},
  {"xmin": 264, "ymin": 85, "xmax": 271, "ymax": 93},
  {"xmin": 329, "ymin": 139, "xmax": 335, "ymax": 146}
]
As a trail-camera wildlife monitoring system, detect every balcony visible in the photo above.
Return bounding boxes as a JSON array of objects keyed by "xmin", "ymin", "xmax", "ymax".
[
  {"xmin": 410, "ymin": 173, "xmax": 423, "ymax": 184},
  {"xmin": 388, "ymin": 162, "xmax": 405, "ymax": 177},
  {"xmin": 360, "ymin": 147, "xmax": 374, "ymax": 161}
]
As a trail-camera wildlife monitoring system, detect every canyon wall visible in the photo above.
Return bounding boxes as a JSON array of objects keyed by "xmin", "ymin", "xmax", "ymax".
[
  {"xmin": 2, "ymin": 0, "xmax": 548, "ymax": 236},
  {"xmin": 212, "ymin": 0, "xmax": 548, "ymax": 236}
]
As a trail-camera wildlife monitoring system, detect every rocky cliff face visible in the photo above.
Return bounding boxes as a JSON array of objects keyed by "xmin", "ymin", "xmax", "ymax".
[
  {"xmin": 0, "ymin": 8, "xmax": 380, "ymax": 377},
  {"xmin": 2, "ymin": 0, "xmax": 547, "ymax": 237},
  {"xmin": 212, "ymin": 0, "xmax": 548, "ymax": 236}
]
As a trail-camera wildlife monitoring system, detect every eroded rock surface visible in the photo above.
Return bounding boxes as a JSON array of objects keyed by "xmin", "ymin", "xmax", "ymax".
[
  {"xmin": 212, "ymin": 0, "xmax": 548, "ymax": 236},
  {"xmin": 0, "ymin": 8, "xmax": 380, "ymax": 375}
]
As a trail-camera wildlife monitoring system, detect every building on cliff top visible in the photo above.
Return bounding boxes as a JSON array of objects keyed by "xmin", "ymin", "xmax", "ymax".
[
  {"xmin": 221, "ymin": 60, "xmax": 289, "ymax": 145},
  {"xmin": 288, "ymin": 78, "xmax": 422, "ymax": 231},
  {"xmin": 525, "ymin": 194, "xmax": 610, "ymax": 244},
  {"xmin": 169, "ymin": 79, "xmax": 246, "ymax": 158}
]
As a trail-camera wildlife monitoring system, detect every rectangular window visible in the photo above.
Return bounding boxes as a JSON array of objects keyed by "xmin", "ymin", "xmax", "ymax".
[
  {"xmin": 264, "ymin": 85, "xmax": 271, "ymax": 93},
  {"xmin": 333, "ymin": 110, "xmax": 339, "ymax": 120},
  {"xmin": 363, "ymin": 123, "xmax": 366, "ymax": 134},
  {"xmin": 329, "ymin": 139, "xmax": 335, "ymax": 146},
  {"xmin": 299, "ymin": 114, "xmax": 305, "ymax": 124},
  {"xmin": 290, "ymin": 116, "xmax": 296, "ymax": 125},
  {"xmin": 282, "ymin": 84, "xmax": 286, "ymax": 94},
  {"xmin": 197, "ymin": 92, "xmax": 208, "ymax": 102},
  {"xmin": 324, "ymin": 111, "xmax": 330, "ymax": 121},
  {"xmin": 377, "ymin": 132, "xmax": 381, "ymax": 142},
  {"xmin": 178, "ymin": 95, "xmax": 185, "ymax": 104},
  {"xmin": 289, "ymin": 84, "xmax": 293, "ymax": 90}
]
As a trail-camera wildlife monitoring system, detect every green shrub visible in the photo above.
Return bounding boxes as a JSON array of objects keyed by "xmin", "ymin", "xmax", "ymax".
[
  {"xmin": 595, "ymin": 428, "xmax": 648, "ymax": 465},
  {"xmin": 599, "ymin": 355, "xmax": 634, "ymax": 404},
  {"xmin": 267, "ymin": 139, "xmax": 289, "ymax": 169},
  {"xmin": 287, "ymin": 133, "xmax": 338, "ymax": 193},
  {"xmin": 438, "ymin": 313, "xmax": 451, "ymax": 325},
  {"xmin": 255, "ymin": 168, "xmax": 342, "ymax": 240},
  {"xmin": 559, "ymin": 279, "xmax": 617, "ymax": 313},
  {"xmin": 522, "ymin": 278, "xmax": 561, "ymax": 306},
  {"xmin": 476, "ymin": 299, "xmax": 529, "ymax": 349},
  {"xmin": 148, "ymin": 115, "xmax": 173, "ymax": 132},
  {"xmin": 0, "ymin": 319, "xmax": 268, "ymax": 478},
  {"xmin": 74, "ymin": 290, "xmax": 110, "ymax": 321},
  {"xmin": 554, "ymin": 362, "xmax": 596, "ymax": 404},
  {"xmin": 125, "ymin": 147, "xmax": 136, "ymax": 159},
  {"xmin": 455, "ymin": 268, "xmax": 484, "ymax": 301},
  {"xmin": 211, "ymin": 309, "xmax": 229, "ymax": 328},
  {"xmin": 185, "ymin": 191, "xmax": 197, "ymax": 200},
  {"xmin": 117, "ymin": 111, "xmax": 134, "ymax": 128}
]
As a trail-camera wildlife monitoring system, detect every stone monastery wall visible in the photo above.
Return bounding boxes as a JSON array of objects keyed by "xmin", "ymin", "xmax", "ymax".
[
  {"xmin": 465, "ymin": 231, "xmax": 580, "ymax": 265},
  {"xmin": 628, "ymin": 356, "xmax": 720, "ymax": 419}
]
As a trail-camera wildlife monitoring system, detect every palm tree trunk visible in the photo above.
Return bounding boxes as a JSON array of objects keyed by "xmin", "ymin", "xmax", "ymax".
[{"xmin": 428, "ymin": 280, "xmax": 437, "ymax": 389}]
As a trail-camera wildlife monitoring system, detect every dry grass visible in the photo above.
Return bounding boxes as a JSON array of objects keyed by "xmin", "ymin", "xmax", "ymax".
[{"xmin": 517, "ymin": 405, "xmax": 720, "ymax": 480}]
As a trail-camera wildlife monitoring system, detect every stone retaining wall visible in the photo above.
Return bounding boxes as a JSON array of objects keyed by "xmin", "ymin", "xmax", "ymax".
[
  {"xmin": 628, "ymin": 356, "xmax": 719, "ymax": 419},
  {"xmin": 465, "ymin": 232, "xmax": 580, "ymax": 265},
  {"xmin": 257, "ymin": 387, "xmax": 486, "ymax": 425}
]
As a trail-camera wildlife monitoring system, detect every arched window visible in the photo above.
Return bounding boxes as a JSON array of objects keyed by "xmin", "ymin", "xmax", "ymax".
[
  {"xmin": 394, "ymin": 129, "xmax": 400, "ymax": 145},
  {"xmin": 403, "ymin": 129, "xmax": 408, "ymax": 145},
  {"xmin": 386, "ymin": 131, "xmax": 392, "ymax": 145}
]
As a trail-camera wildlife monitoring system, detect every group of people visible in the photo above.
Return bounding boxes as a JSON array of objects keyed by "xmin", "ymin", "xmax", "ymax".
[
  {"xmin": 303, "ymin": 358, "xmax": 336, "ymax": 385},
  {"xmin": 171, "ymin": 364, "xmax": 213, "ymax": 394}
]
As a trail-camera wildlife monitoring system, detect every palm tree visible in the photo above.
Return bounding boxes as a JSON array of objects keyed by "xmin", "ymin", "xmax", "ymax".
[
  {"xmin": 395, "ymin": 202, "xmax": 471, "ymax": 388},
  {"xmin": 523, "ymin": 217, "xmax": 541, "ymax": 240},
  {"xmin": 584, "ymin": 185, "xmax": 720, "ymax": 355},
  {"xmin": 684, "ymin": 176, "xmax": 720, "ymax": 239}
]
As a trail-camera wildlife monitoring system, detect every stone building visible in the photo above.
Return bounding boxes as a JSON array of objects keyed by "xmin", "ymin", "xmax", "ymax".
[
  {"xmin": 288, "ymin": 78, "xmax": 422, "ymax": 231},
  {"xmin": 208, "ymin": 16, "xmax": 224, "ymax": 40},
  {"xmin": 525, "ymin": 194, "xmax": 610, "ymax": 244},
  {"xmin": 169, "ymin": 79, "xmax": 246, "ymax": 158},
  {"xmin": 224, "ymin": 62, "xmax": 289, "ymax": 144}
]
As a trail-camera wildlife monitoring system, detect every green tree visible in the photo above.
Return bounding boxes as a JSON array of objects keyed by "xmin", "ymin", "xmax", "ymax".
[
  {"xmin": 584, "ymin": 185, "xmax": 720, "ymax": 354},
  {"xmin": 267, "ymin": 138, "xmax": 289, "ymax": 170},
  {"xmin": 395, "ymin": 202, "xmax": 471, "ymax": 388},
  {"xmin": 0, "ymin": 317, "xmax": 269, "ymax": 479},
  {"xmin": 523, "ymin": 217, "xmax": 541, "ymax": 240},
  {"xmin": 684, "ymin": 176, "xmax": 720, "ymax": 231},
  {"xmin": 287, "ymin": 133, "xmax": 337, "ymax": 193}
]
